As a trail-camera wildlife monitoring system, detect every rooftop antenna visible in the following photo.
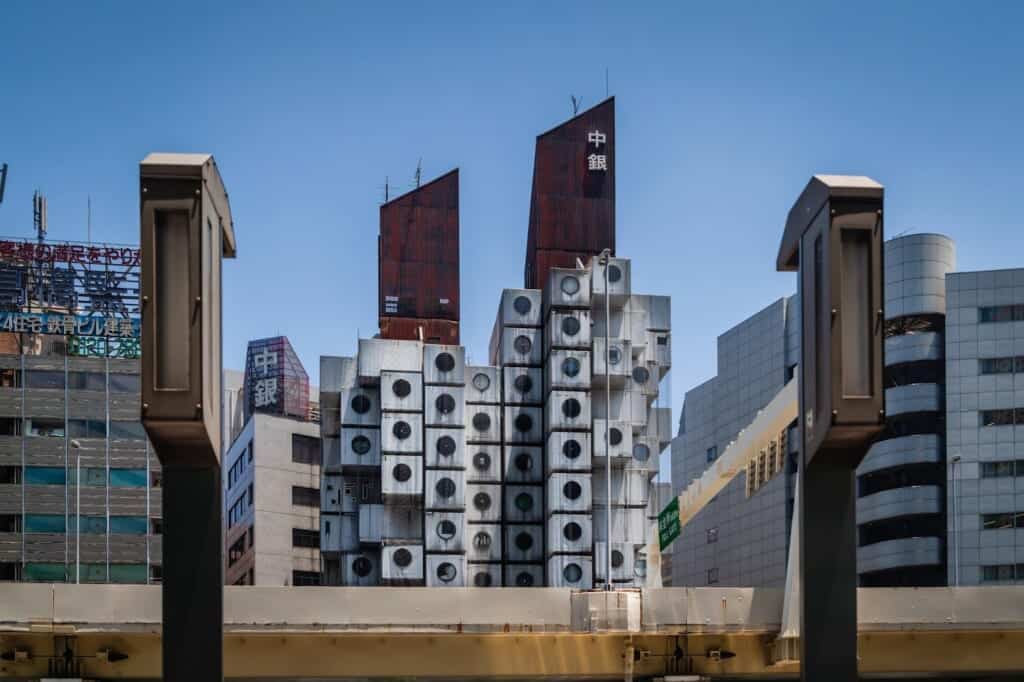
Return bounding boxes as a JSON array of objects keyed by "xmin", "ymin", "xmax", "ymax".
[
  {"xmin": 384, "ymin": 176, "xmax": 389, "ymax": 203},
  {"xmin": 571, "ymin": 96, "xmax": 581, "ymax": 115},
  {"xmin": 0, "ymin": 164, "xmax": 8, "ymax": 204},
  {"xmin": 414, "ymin": 159, "xmax": 422, "ymax": 189},
  {"xmin": 33, "ymin": 191, "xmax": 47, "ymax": 242}
]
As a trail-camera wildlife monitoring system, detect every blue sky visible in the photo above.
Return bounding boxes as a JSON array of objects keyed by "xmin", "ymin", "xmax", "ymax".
[{"xmin": 1, "ymin": 1, "xmax": 1022, "ymax": 417}]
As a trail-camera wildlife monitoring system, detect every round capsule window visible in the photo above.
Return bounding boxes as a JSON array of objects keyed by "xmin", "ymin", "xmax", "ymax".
[
  {"xmin": 435, "ymin": 477, "xmax": 456, "ymax": 499},
  {"xmin": 436, "ymin": 435, "xmax": 457, "ymax": 457},
  {"xmin": 560, "ymin": 275, "xmax": 580, "ymax": 296},
  {"xmin": 473, "ymin": 492, "xmax": 492, "ymax": 511},
  {"xmin": 514, "ymin": 452, "xmax": 533, "ymax": 472},
  {"xmin": 393, "ymin": 548, "xmax": 413, "ymax": 568},
  {"xmin": 437, "ymin": 562, "xmax": 457, "ymax": 583},
  {"xmin": 562, "ymin": 439, "xmax": 582, "ymax": 459},
  {"xmin": 563, "ymin": 563, "xmax": 583, "ymax": 584},
  {"xmin": 473, "ymin": 531, "xmax": 492, "ymax": 549},
  {"xmin": 435, "ymin": 393, "xmax": 456, "ymax": 415},
  {"xmin": 514, "ymin": 531, "xmax": 533, "ymax": 551},
  {"xmin": 609, "ymin": 428, "xmax": 623, "ymax": 446},
  {"xmin": 392, "ymin": 378, "xmax": 412, "ymax": 398},
  {"xmin": 632, "ymin": 366, "xmax": 650, "ymax": 384},
  {"xmin": 392, "ymin": 463, "xmax": 412, "ymax": 483},
  {"xmin": 352, "ymin": 556, "xmax": 373, "ymax": 577},
  {"xmin": 472, "ymin": 372, "xmax": 491, "ymax": 392},
  {"xmin": 436, "ymin": 519, "xmax": 457, "ymax": 541},
  {"xmin": 611, "ymin": 550, "xmax": 624, "ymax": 568},
  {"xmin": 513, "ymin": 295, "xmax": 533, "ymax": 315},
  {"xmin": 563, "ymin": 480, "xmax": 582, "ymax": 500},
  {"xmin": 561, "ymin": 356, "xmax": 581, "ymax": 377},
  {"xmin": 392, "ymin": 420, "xmax": 412, "ymax": 440},
  {"xmin": 513, "ymin": 373, "xmax": 533, "ymax": 394},
  {"xmin": 434, "ymin": 352, "xmax": 456, "ymax": 373},
  {"xmin": 472, "ymin": 412, "xmax": 491, "ymax": 432},
  {"xmin": 473, "ymin": 571, "xmax": 493, "ymax": 587},
  {"xmin": 563, "ymin": 522, "xmax": 583, "ymax": 541},
  {"xmin": 351, "ymin": 435, "xmax": 372, "ymax": 456},
  {"xmin": 561, "ymin": 316, "xmax": 581, "ymax": 336},
  {"xmin": 513, "ymin": 334, "xmax": 533, "ymax": 356},
  {"xmin": 562, "ymin": 398, "xmax": 581, "ymax": 419},
  {"xmin": 607, "ymin": 264, "xmax": 622, "ymax": 283},
  {"xmin": 350, "ymin": 394, "xmax": 372, "ymax": 414},
  {"xmin": 516, "ymin": 571, "xmax": 535, "ymax": 587},
  {"xmin": 608, "ymin": 346, "xmax": 622, "ymax": 366},
  {"xmin": 514, "ymin": 413, "xmax": 533, "ymax": 432},
  {"xmin": 472, "ymin": 451, "xmax": 491, "ymax": 471},
  {"xmin": 514, "ymin": 492, "xmax": 534, "ymax": 512},
  {"xmin": 632, "ymin": 443, "xmax": 651, "ymax": 462}
]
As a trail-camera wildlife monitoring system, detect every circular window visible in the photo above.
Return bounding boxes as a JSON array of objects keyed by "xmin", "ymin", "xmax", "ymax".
[
  {"xmin": 437, "ymin": 519, "xmax": 457, "ymax": 541},
  {"xmin": 513, "ymin": 373, "xmax": 533, "ymax": 394},
  {"xmin": 514, "ymin": 492, "xmax": 534, "ymax": 512},
  {"xmin": 562, "ymin": 398, "xmax": 581, "ymax": 419},
  {"xmin": 393, "ymin": 548, "xmax": 413, "ymax": 568},
  {"xmin": 435, "ymin": 352, "xmax": 456, "ymax": 372},
  {"xmin": 473, "ymin": 531, "xmax": 492, "ymax": 549},
  {"xmin": 472, "ymin": 412, "xmax": 491, "ymax": 432},
  {"xmin": 632, "ymin": 443, "xmax": 651, "ymax": 462},
  {"xmin": 560, "ymin": 275, "xmax": 581, "ymax": 296},
  {"xmin": 563, "ymin": 522, "xmax": 583, "ymax": 541},
  {"xmin": 514, "ymin": 531, "xmax": 533, "ymax": 551},
  {"xmin": 352, "ymin": 556, "xmax": 373, "ymax": 577},
  {"xmin": 474, "ymin": 571, "xmax": 493, "ymax": 587},
  {"xmin": 472, "ymin": 372, "xmax": 491, "ymax": 392},
  {"xmin": 563, "ymin": 480, "xmax": 582, "ymax": 500},
  {"xmin": 513, "ymin": 335, "xmax": 533, "ymax": 356},
  {"xmin": 609, "ymin": 428, "xmax": 623, "ymax": 446},
  {"xmin": 435, "ymin": 477, "xmax": 456, "ymax": 499},
  {"xmin": 352, "ymin": 435, "xmax": 372, "ymax": 455},
  {"xmin": 472, "ymin": 451, "xmax": 491, "ymax": 471},
  {"xmin": 561, "ymin": 316, "xmax": 581, "ymax": 336},
  {"xmin": 392, "ymin": 463, "xmax": 412, "ymax": 482},
  {"xmin": 392, "ymin": 420, "xmax": 412, "ymax": 440},
  {"xmin": 436, "ymin": 435, "xmax": 457, "ymax": 457},
  {"xmin": 351, "ymin": 394, "xmax": 371, "ymax": 414},
  {"xmin": 608, "ymin": 264, "xmax": 622, "ymax": 283},
  {"xmin": 611, "ymin": 550, "xmax": 624, "ymax": 569},
  {"xmin": 608, "ymin": 346, "xmax": 622, "ymax": 366},
  {"xmin": 435, "ymin": 393, "xmax": 456, "ymax": 414},
  {"xmin": 563, "ymin": 563, "xmax": 583, "ymax": 584},
  {"xmin": 514, "ymin": 452, "xmax": 533, "ymax": 472},
  {"xmin": 562, "ymin": 356, "xmax": 581, "ymax": 377},
  {"xmin": 437, "ymin": 562, "xmax": 457, "ymax": 583},
  {"xmin": 514, "ymin": 413, "xmax": 533, "ymax": 432},
  {"xmin": 632, "ymin": 366, "xmax": 650, "ymax": 384},
  {"xmin": 392, "ymin": 378, "xmax": 412, "ymax": 398},
  {"xmin": 513, "ymin": 295, "xmax": 533, "ymax": 315},
  {"xmin": 563, "ymin": 439, "xmax": 582, "ymax": 459},
  {"xmin": 473, "ymin": 492, "xmax": 492, "ymax": 511},
  {"xmin": 515, "ymin": 571, "xmax": 535, "ymax": 587}
]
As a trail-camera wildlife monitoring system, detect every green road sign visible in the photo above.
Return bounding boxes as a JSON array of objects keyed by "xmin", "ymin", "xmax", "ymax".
[{"xmin": 658, "ymin": 496, "xmax": 681, "ymax": 550}]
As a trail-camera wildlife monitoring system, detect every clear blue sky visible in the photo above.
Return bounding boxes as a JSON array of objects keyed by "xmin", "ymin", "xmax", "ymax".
[{"xmin": 2, "ymin": 1, "xmax": 1022, "ymax": 415}]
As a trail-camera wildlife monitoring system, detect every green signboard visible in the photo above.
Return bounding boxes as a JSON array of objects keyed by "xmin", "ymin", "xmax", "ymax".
[{"xmin": 658, "ymin": 496, "xmax": 681, "ymax": 550}]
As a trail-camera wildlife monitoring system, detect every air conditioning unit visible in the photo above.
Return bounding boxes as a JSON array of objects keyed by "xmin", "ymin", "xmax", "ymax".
[
  {"xmin": 502, "ymin": 366, "xmax": 543, "ymax": 405},
  {"xmin": 498, "ymin": 326, "xmax": 543, "ymax": 367},
  {"xmin": 504, "ymin": 524, "xmax": 543, "ymax": 562},
  {"xmin": 380, "ymin": 371, "xmax": 424, "ymax": 413},
  {"xmin": 547, "ymin": 555, "xmax": 593, "ymax": 589},
  {"xmin": 380, "ymin": 505, "xmax": 422, "ymax": 543},
  {"xmin": 425, "ymin": 469, "xmax": 465, "ymax": 511},
  {"xmin": 546, "ymin": 431, "xmax": 592, "ymax": 473},
  {"xmin": 465, "ymin": 404, "xmax": 502, "ymax": 444},
  {"xmin": 468, "ymin": 562, "xmax": 502, "ymax": 587},
  {"xmin": 340, "ymin": 550, "xmax": 381, "ymax": 586},
  {"xmin": 592, "ymin": 419, "xmax": 633, "ymax": 467},
  {"xmin": 502, "ymin": 406, "xmax": 543, "ymax": 444},
  {"xmin": 426, "ymin": 554, "xmax": 467, "ymax": 587},
  {"xmin": 381, "ymin": 455, "xmax": 423, "ymax": 501},
  {"xmin": 322, "ymin": 436, "xmax": 341, "ymax": 472},
  {"xmin": 546, "ymin": 514, "xmax": 592, "ymax": 555},
  {"xmin": 594, "ymin": 542, "xmax": 635, "ymax": 582},
  {"xmin": 321, "ymin": 512, "xmax": 357, "ymax": 554},
  {"xmin": 545, "ymin": 267, "xmax": 591, "ymax": 310},
  {"xmin": 592, "ymin": 338, "xmax": 631, "ymax": 385},
  {"xmin": 425, "ymin": 427, "xmax": 465, "ymax": 469},
  {"xmin": 590, "ymin": 255, "xmax": 631, "ymax": 305},
  {"xmin": 545, "ymin": 472, "xmax": 592, "ymax": 514},
  {"xmin": 424, "ymin": 385, "xmax": 465, "ymax": 427},
  {"xmin": 504, "ymin": 563, "xmax": 543, "ymax": 588},
  {"xmin": 499, "ymin": 288, "xmax": 543, "ymax": 328},
  {"xmin": 340, "ymin": 427, "xmax": 381, "ymax": 470},
  {"xmin": 593, "ymin": 507, "xmax": 647, "ymax": 545},
  {"xmin": 425, "ymin": 511, "xmax": 466, "ymax": 552},
  {"xmin": 423, "ymin": 345, "xmax": 466, "ymax": 386},
  {"xmin": 593, "ymin": 468, "xmax": 649, "ymax": 507},
  {"xmin": 466, "ymin": 524, "xmax": 502, "ymax": 562},
  {"xmin": 545, "ymin": 390, "xmax": 591, "ymax": 431},
  {"xmin": 545, "ymin": 309, "xmax": 591, "ymax": 354},
  {"xmin": 465, "ymin": 483, "xmax": 501, "ymax": 523},
  {"xmin": 545, "ymin": 350, "xmax": 591, "ymax": 392},
  {"xmin": 465, "ymin": 366, "xmax": 501, "ymax": 404},
  {"xmin": 503, "ymin": 484, "xmax": 543, "ymax": 523},
  {"xmin": 503, "ymin": 445, "xmax": 543, "ymax": 484},
  {"xmin": 380, "ymin": 413, "xmax": 424, "ymax": 454},
  {"xmin": 466, "ymin": 444, "xmax": 502, "ymax": 483},
  {"xmin": 358, "ymin": 338, "xmax": 423, "ymax": 384},
  {"xmin": 340, "ymin": 387, "xmax": 380, "ymax": 426},
  {"xmin": 322, "ymin": 474, "xmax": 343, "ymax": 513},
  {"xmin": 381, "ymin": 544, "xmax": 424, "ymax": 585}
]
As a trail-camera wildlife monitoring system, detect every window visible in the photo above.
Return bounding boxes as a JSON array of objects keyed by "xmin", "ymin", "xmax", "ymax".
[
  {"xmin": 23, "ymin": 563, "xmax": 67, "ymax": 582},
  {"xmin": 706, "ymin": 568, "xmax": 719, "ymax": 585},
  {"xmin": 110, "ymin": 469, "xmax": 147, "ymax": 488},
  {"xmin": 979, "ymin": 357, "xmax": 1023, "ymax": 375},
  {"xmin": 109, "ymin": 421, "xmax": 145, "ymax": 440},
  {"xmin": 979, "ymin": 304, "xmax": 1024, "ymax": 324},
  {"xmin": 25, "ymin": 370, "xmax": 64, "ymax": 389},
  {"xmin": 0, "ymin": 514, "xmax": 21, "ymax": 532},
  {"xmin": 982, "ymin": 512, "xmax": 1024, "ymax": 530},
  {"xmin": 0, "ymin": 417, "xmax": 20, "ymax": 436},
  {"xmin": 79, "ymin": 516, "xmax": 106, "ymax": 533},
  {"xmin": 24, "ymin": 466, "xmax": 66, "ymax": 485},
  {"xmin": 78, "ymin": 467, "xmax": 107, "ymax": 487},
  {"xmin": 247, "ymin": 527, "xmax": 254, "ymax": 548},
  {"xmin": 0, "ymin": 465, "xmax": 19, "ymax": 484},
  {"xmin": 68, "ymin": 419, "xmax": 107, "ymax": 438},
  {"xmin": 248, "ymin": 439, "xmax": 254, "ymax": 462},
  {"xmin": 706, "ymin": 446, "xmax": 717, "ymax": 464},
  {"xmin": 0, "ymin": 562, "xmax": 19, "ymax": 580},
  {"xmin": 110, "ymin": 516, "xmax": 148, "ymax": 535},
  {"xmin": 885, "ymin": 360, "xmax": 943, "ymax": 387},
  {"xmin": 706, "ymin": 527, "xmax": 718, "ymax": 544},
  {"xmin": 292, "ymin": 485, "xmax": 319, "ymax": 507},
  {"xmin": 981, "ymin": 564, "xmax": 1024, "ymax": 582},
  {"xmin": 247, "ymin": 483, "xmax": 254, "ymax": 507},
  {"xmin": 981, "ymin": 409, "xmax": 1019, "ymax": 427},
  {"xmin": 150, "ymin": 469, "xmax": 162, "ymax": 488},
  {"xmin": 109, "ymin": 564, "xmax": 147, "ymax": 584},
  {"xmin": 0, "ymin": 368, "xmax": 21, "ymax": 388},
  {"xmin": 24, "ymin": 514, "xmax": 66, "ymax": 533},
  {"xmin": 858, "ymin": 463, "xmax": 945, "ymax": 497},
  {"xmin": 150, "ymin": 518, "xmax": 163, "ymax": 535},
  {"xmin": 292, "ymin": 528, "xmax": 319, "ymax": 548},
  {"xmin": 885, "ymin": 313, "xmax": 945, "ymax": 338},
  {"xmin": 26, "ymin": 418, "xmax": 64, "ymax": 437},
  {"xmin": 291, "ymin": 434, "xmax": 321, "ymax": 465},
  {"xmin": 981, "ymin": 460, "xmax": 1024, "ymax": 478},
  {"xmin": 292, "ymin": 570, "xmax": 321, "ymax": 586},
  {"xmin": 68, "ymin": 371, "xmax": 106, "ymax": 391},
  {"xmin": 109, "ymin": 373, "xmax": 140, "ymax": 393},
  {"xmin": 228, "ymin": 535, "xmax": 246, "ymax": 567}
]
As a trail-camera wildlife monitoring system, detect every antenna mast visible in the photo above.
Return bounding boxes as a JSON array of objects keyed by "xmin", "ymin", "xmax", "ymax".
[
  {"xmin": 414, "ymin": 159, "xmax": 422, "ymax": 188},
  {"xmin": 0, "ymin": 164, "xmax": 8, "ymax": 204}
]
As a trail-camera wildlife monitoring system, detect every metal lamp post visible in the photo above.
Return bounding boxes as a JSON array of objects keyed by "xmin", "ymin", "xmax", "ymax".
[{"xmin": 598, "ymin": 247, "xmax": 612, "ymax": 590}]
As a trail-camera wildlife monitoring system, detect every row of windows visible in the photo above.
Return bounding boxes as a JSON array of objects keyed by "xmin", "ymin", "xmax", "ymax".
[
  {"xmin": 884, "ymin": 360, "xmax": 943, "ymax": 388},
  {"xmin": 1, "ymin": 514, "xmax": 156, "ymax": 534},
  {"xmin": 745, "ymin": 430, "xmax": 787, "ymax": 498},
  {"xmin": 858, "ymin": 463, "xmax": 944, "ymax": 498},
  {"xmin": 226, "ymin": 484, "xmax": 254, "ymax": 528},
  {"xmin": 0, "ymin": 417, "xmax": 146, "ymax": 439},
  {"xmin": 292, "ymin": 527, "xmax": 319, "ymax": 548},
  {"xmin": 981, "ymin": 460, "xmax": 1024, "ymax": 478},
  {"xmin": 982, "ymin": 564, "xmax": 1024, "ymax": 582},
  {"xmin": 292, "ymin": 486, "xmax": 319, "ymax": 507},
  {"xmin": 979, "ymin": 305, "xmax": 1024, "ymax": 324},
  {"xmin": 292, "ymin": 434, "xmax": 321, "ymax": 466},
  {"xmin": 979, "ymin": 356, "xmax": 1024, "ymax": 375},
  {"xmin": 5, "ymin": 562, "xmax": 150, "ymax": 583},
  {"xmin": 292, "ymin": 570, "xmax": 321, "ymax": 586},
  {"xmin": 980, "ymin": 409, "xmax": 1024, "ymax": 427},
  {"xmin": 981, "ymin": 512, "xmax": 1024, "ymax": 530},
  {"xmin": 859, "ymin": 515, "xmax": 946, "ymax": 547},
  {"xmin": 0, "ymin": 466, "xmax": 150, "ymax": 487},
  {"xmin": 226, "ymin": 440, "xmax": 253, "ymax": 491},
  {"xmin": 0, "ymin": 369, "xmax": 140, "ymax": 393},
  {"xmin": 884, "ymin": 314, "xmax": 945, "ymax": 339}
]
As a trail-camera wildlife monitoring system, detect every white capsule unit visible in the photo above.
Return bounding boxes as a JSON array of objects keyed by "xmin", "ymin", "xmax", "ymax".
[
  {"xmin": 379, "ymin": 504, "xmax": 422, "ymax": 543},
  {"xmin": 466, "ymin": 444, "xmax": 502, "ymax": 482},
  {"xmin": 499, "ymin": 288, "xmax": 543, "ymax": 328},
  {"xmin": 381, "ymin": 455, "xmax": 423, "ymax": 501},
  {"xmin": 504, "ymin": 484, "xmax": 543, "ymax": 523},
  {"xmin": 593, "ymin": 506, "xmax": 648, "ymax": 545},
  {"xmin": 380, "ymin": 412, "xmax": 424, "ymax": 454},
  {"xmin": 499, "ymin": 326, "xmax": 543, "ymax": 367},
  {"xmin": 340, "ymin": 550, "xmax": 381, "ymax": 586},
  {"xmin": 592, "ymin": 338, "xmax": 632, "ymax": 385},
  {"xmin": 357, "ymin": 338, "xmax": 423, "ymax": 384},
  {"xmin": 322, "ymin": 474, "xmax": 343, "ymax": 513},
  {"xmin": 423, "ymin": 344, "xmax": 466, "ymax": 386},
  {"xmin": 545, "ymin": 309, "xmax": 591, "ymax": 353},
  {"xmin": 503, "ymin": 445, "xmax": 543, "ymax": 484},
  {"xmin": 502, "ymin": 366, "xmax": 543, "ymax": 405},
  {"xmin": 546, "ymin": 514, "xmax": 593, "ymax": 555},
  {"xmin": 465, "ymin": 404, "xmax": 502, "ymax": 444},
  {"xmin": 546, "ymin": 349, "xmax": 591, "ymax": 392},
  {"xmin": 379, "ymin": 370, "xmax": 424, "ymax": 412},
  {"xmin": 546, "ymin": 431, "xmax": 592, "ymax": 472},
  {"xmin": 322, "ymin": 436, "xmax": 341, "ymax": 472},
  {"xmin": 546, "ymin": 390, "xmax": 592, "ymax": 431},
  {"xmin": 630, "ymin": 436, "xmax": 658, "ymax": 469},
  {"xmin": 594, "ymin": 541, "xmax": 636, "ymax": 582},
  {"xmin": 648, "ymin": 331, "xmax": 672, "ymax": 377},
  {"xmin": 424, "ymin": 384, "xmax": 465, "ymax": 427},
  {"xmin": 465, "ymin": 366, "xmax": 501, "ymax": 404},
  {"xmin": 591, "ymin": 388, "xmax": 647, "ymax": 426},
  {"xmin": 503, "ymin": 406, "xmax": 543, "ymax": 444},
  {"xmin": 548, "ymin": 555, "xmax": 593, "ymax": 589},
  {"xmin": 546, "ymin": 472, "xmax": 592, "ymax": 514},
  {"xmin": 381, "ymin": 544, "xmax": 424, "ymax": 585},
  {"xmin": 504, "ymin": 524, "xmax": 543, "ymax": 562},
  {"xmin": 545, "ymin": 267, "xmax": 591, "ymax": 310},
  {"xmin": 592, "ymin": 419, "xmax": 633, "ymax": 466},
  {"xmin": 593, "ymin": 468, "xmax": 649, "ymax": 507},
  {"xmin": 426, "ymin": 554, "xmax": 467, "ymax": 587},
  {"xmin": 357, "ymin": 504, "xmax": 383, "ymax": 545},
  {"xmin": 590, "ymin": 255, "xmax": 631, "ymax": 305},
  {"xmin": 466, "ymin": 483, "xmax": 501, "ymax": 523},
  {"xmin": 338, "ymin": 476, "xmax": 361, "ymax": 513},
  {"xmin": 425, "ymin": 469, "xmax": 465, "ymax": 511},
  {"xmin": 424, "ymin": 427, "xmax": 465, "ymax": 469},
  {"xmin": 504, "ymin": 563, "xmax": 544, "ymax": 588},
  {"xmin": 466, "ymin": 524, "xmax": 502, "ymax": 562},
  {"xmin": 339, "ymin": 387, "xmax": 380, "ymax": 426},
  {"xmin": 647, "ymin": 405, "xmax": 673, "ymax": 450},
  {"xmin": 469, "ymin": 562, "xmax": 502, "ymax": 587},
  {"xmin": 628, "ymin": 361, "xmax": 659, "ymax": 397},
  {"xmin": 340, "ymin": 426, "xmax": 381, "ymax": 470},
  {"xmin": 648, "ymin": 295, "xmax": 671, "ymax": 331},
  {"xmin": 425, "ymin": 511, "xmax": 466, "ymax": 553},
  {"xmin": 319, "ymin": 513, "xmax": 342, "ymax": 555}
]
